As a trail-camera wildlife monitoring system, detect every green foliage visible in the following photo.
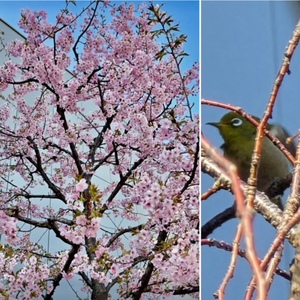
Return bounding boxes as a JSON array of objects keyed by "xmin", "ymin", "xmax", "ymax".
[{"xmin": 147, "ymin": 3, "xmax": 189, "ymax": 62}]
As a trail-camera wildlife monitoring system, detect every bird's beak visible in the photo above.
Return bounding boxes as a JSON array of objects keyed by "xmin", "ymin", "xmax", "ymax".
[{"xmin": 206, "ymin": 122, "xmax": 220, "ymax": 128}]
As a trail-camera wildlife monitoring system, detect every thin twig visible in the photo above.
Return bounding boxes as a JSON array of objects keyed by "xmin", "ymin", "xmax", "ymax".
[
  {"xmin": 217, "ymin": 224, "xmax": 243, "ymax": 299},
  {"xmin": 201, "ymin": 183, "xmax": 223, "ymax": 201},
  {"xmin": 265, "ymin": 243, "xmax": 284, "ymax": 292}
]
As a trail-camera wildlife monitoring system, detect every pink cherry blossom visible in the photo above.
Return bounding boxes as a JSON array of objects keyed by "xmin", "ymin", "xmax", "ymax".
[
  {"xmin": 76, "ymin": 179, "xmax": 89, "ymax": 192},
  {"xmin": 0, "ymin": 1, "xmax": 199, "ymax": 299}
]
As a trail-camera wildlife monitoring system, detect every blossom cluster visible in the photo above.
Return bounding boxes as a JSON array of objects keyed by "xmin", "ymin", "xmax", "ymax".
[{"xmin": 0, "ymin": 1, "xmax": 199, "ymax": 299}]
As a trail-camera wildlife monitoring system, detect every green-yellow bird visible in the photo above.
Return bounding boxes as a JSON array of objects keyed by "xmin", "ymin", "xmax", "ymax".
[{"xmin": 207, "ymin": 111, "xmax": 295, "ymax": 207}]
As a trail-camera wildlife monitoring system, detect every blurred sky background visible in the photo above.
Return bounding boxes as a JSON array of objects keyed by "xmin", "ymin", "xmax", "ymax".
[
  {"xmin": 0, "ymin": 1, "xmax": 199, "ymax": 299},
  {"xmin": 202, "ymin": 1, "xmax": 300, "ymax": 299}
]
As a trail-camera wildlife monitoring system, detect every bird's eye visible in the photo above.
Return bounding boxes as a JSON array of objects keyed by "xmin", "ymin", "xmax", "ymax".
[{"xmin": 231, "ymin": 118, "xmax": 242, "ymax": 127}]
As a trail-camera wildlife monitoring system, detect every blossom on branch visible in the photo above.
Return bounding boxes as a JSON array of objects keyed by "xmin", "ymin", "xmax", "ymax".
[
  {"xmin": 76, "ymin": 179, "xmax": 89, "ymax": 192},
  {"xmin": 0, "ymin": 1, "xmax": 199, "ymax": 299}
]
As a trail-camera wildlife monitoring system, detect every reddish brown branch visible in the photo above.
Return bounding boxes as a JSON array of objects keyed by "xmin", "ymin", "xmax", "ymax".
[
  {"xmin": 201, "ymin": 239, "xmax": 291, "ymax": 281},
  {"xmin": 217, "ymin": 224, "xmax": 243, "ymax": 300}
]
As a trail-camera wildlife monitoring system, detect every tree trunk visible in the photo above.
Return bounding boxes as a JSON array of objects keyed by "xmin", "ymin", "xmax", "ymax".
[{"xmin": 91, "ymin": 281, "xmax": 108, "ymax": 300}]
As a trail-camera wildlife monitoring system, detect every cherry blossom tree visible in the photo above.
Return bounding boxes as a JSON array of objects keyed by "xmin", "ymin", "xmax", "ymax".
[{"xmin": 0, "ymin": 1, "xmax": 199, "ymax": 299}]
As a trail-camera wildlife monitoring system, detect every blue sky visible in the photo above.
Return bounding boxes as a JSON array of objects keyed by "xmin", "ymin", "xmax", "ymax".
[{"xmin": 202, "ymin": 1, "xmax": 300, "ymax": 299}]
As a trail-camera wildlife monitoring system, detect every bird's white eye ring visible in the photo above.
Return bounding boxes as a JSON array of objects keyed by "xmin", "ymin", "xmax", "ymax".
[{"xmin": 231, "ymin": 118, "xmax": 242, "ymax": 127}]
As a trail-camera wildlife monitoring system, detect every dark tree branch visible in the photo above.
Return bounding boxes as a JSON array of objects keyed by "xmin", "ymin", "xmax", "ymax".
[
  {"xmin": 108, "ymin": 256, "xmax": 151, "ymax": 292},
  {"xmin": 89, "ymin": 114, "xmax": 114, "ymax": 165},
  {"xmin": 56, "ymin": 104, "xmax": 84, "ymax": 175},
  {"xmin": 131, "ymin": 230, "xmax": 168, "ymax": 299},
  {"xmin": 44, "ymin": 245, "xmax": 80, "ymax": 300},
  {"xmin": 172, "ymin": 287, "xmax": 199, "ymax": 295},
  {"xmin": 47, "ymin": 219, "xmax": 77, "ymax": 246},
  {"xmin": 78, "ymin": 271, "xmax": 92, "ymax": 288},
  {"xmin": 17, "ymin": 193, "xmax": 64, "ymax": 200},
  {"xmin": 131, "ymin": 262, "xmax": 154, "ymax": 300},
  {"xmin": 92, "ymin": 149, "xmax": 115, "ymax": 172},
  {"xmin": 43, "ymin": 140, "xmax": 85, "ymax": 164},
  {"xmin": 201, "ymin": 205, "xmax": 236, "ymax": 239},
  {"xmin": 25, "ymin": 137, "xmax": 66, "ymax": 202},
  {"xmin": 105, "ymin": 224, "xmax": 144, "ymax": 248},
  {"xmin": 180, "ymin": 138, "xmax": 199, "ymax": 194},
  {"xmin": 100, "ymin": 158, "xmax": 145, "ymax": 213},
  {"xmin": 112, "ymin": 141, "xmax": 123, "ymax": 179},
  {"xmin": 72, "ymin": 1, "xmax": 99, "ymax": 64}
]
